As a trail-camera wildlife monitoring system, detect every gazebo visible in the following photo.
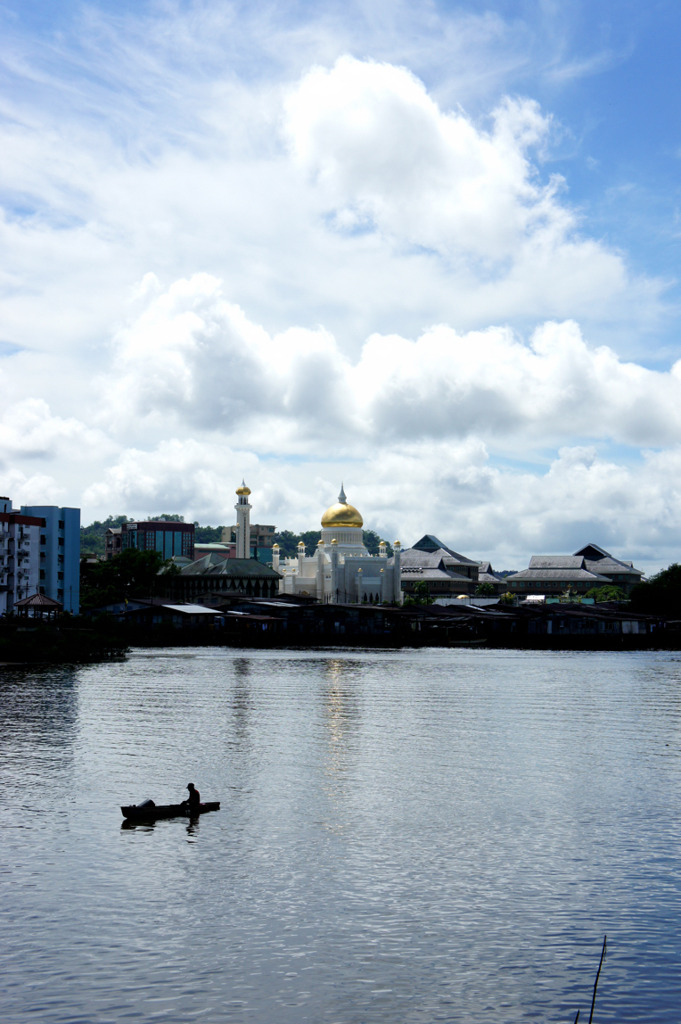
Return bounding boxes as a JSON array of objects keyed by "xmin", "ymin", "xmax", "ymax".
[{"xmin": 15, "ymin": 592, "xmax": 63, "ymax": 620}]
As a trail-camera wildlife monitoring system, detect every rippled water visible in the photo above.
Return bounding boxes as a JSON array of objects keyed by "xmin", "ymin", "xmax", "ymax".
[{"xmin": 1, "ymin": 647, "xmax": 681, "ymax": 1023}]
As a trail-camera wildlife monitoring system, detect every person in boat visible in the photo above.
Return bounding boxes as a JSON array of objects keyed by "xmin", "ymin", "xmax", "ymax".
[{"xmin": 182, "ymin": 783, "xmax": 201, "ymax": 812}]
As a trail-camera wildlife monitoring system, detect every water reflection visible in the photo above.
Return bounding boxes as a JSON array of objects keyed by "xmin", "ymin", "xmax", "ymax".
[
  {"xmin": 319, "ymin": 659, "xmax": 363, "ymax": 835},
  {"xmin": 2, "ymin": 648, "xmax": 681, "ymax": 1024},
  {"xmin": 231, "ymin": 657, "xmax": 254, "ymax": 744},
  {"xmin": 0, "ymin": 666, "xmax": 79, "ymax": 743}
]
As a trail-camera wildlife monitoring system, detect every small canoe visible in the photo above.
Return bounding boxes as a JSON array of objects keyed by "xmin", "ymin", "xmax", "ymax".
[{"xmin": 121, "ymin": 800, "xmax": 220, "ymax": 822}]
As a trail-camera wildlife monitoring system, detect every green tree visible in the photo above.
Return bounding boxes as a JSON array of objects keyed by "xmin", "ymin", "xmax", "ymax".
[
  {"xmin": 630, "ymin": 564, "xmax": 681, "ymax": 617},
  {"xmin": 194, "ymin": 523, "xmax": 225, "ymax": 543},
  {"xmin": 80, "ymin": 514, "xmax": 132, "ymax": 555},
  {"xmin": 403, "ymin": 580, "xmax": 433, "ymax": 606},
  {"xmin": 363, "ymin": 530, "xmax": 393, "ymax": 556},
  {"xmin": 80, "ymin": 549, "xmax": 166, "ymax": 610},
  {"xmin": 273, "ymin": 528, "xmax": 392, "ymax": 558},
  {"xmin": 475, "ymin": 582, "xmax": 496, "ymax": 597},
  {"xmin": 584, "ymin": 585, "xmax": 627, "ymax": 603},
  {"xmin": 272, "ymin": 530, "xmax": 300, "ymax": 557},
  {"xmin": 299, "ymin": 530, "xmax": 322, "ymax": 555}
]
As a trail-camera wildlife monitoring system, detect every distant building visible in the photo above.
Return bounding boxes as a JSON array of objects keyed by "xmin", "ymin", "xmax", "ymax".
[
  {"xmin": 106, "ymin": 520, "xmax": 195, "ymax": 562},
  {"xmin": 0, "ymin": 497, "xmax": 44, "ymax": 615},
  {"xmin": 193, "ymin": 541, "xmax": 235, "ymax": 560},
  {"xmin": 399, "ymin": 535, "xmax": 480, "ymax": 600},
  {"xmin": 221, "ymin": 524, "xmax": 276, "ymax": 562},
  {"xmin": 22, "ymin": 505, "xmax": 81, "ymax": 614},
  {"xmin": 163, "ymin": 553, "xmax": 281, "ymax": 603},
  {"xmin": 476, "ymin": 562, "xmax": 508, "ymax": 596},
  {"xmin": 275, "ymin": 485, "xmax": 402, "ymax": 604},
  {"xmin": 1, "ymin": 498, "xmax": 81, "ymax": 615},
  {"xmin": 573, "ymin": 543, "xmax": 644, "ymax": 594},
  {"xmin": 158, "ymin": 484, "xmax": 280, "ymax": 602},
  {"xmin": 506, "ymin": 544, "xmax": 645, "ymax": 599}
]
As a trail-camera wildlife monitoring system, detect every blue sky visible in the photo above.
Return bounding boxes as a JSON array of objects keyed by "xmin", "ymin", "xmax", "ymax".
[{"xmin": 1, "ymin": 0, "xmax": 681, "ymax": 573}]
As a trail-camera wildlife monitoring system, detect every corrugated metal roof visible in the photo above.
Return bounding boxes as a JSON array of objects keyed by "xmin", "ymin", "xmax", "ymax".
[
  {"xmin": 529, "ymin": 555, "xmax": 584, "ymax": 569},
  {"xmin": 507, "ymin": 568, "xmax": 611, "ymax": 582},
  {"xmin": 161, "ymin": 604, "xmax": 222, "ymax": 615}
]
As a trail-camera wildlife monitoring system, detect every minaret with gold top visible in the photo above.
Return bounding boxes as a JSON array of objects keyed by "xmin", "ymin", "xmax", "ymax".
[{"xmin": 235, "ymin": 481, "xmax": 252, "ymax": 559}]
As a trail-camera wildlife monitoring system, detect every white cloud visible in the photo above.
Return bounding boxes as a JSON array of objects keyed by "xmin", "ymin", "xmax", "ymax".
[
  {"xmin": 96, "ymin": 273, "xmax": 681, "ymax": 458},
  {"xmin": 0, "ymin": 397, "xmax": 106, "ymax": 460},
  {"xmin": 0, "ymin": 4, "xmax": 679, "ymax": 576},
  {"xmin": 286, "ymin": 62, "xmax": 558, "ymax": 261},
  {"xmin": 59, "ymin": 272, "xmax": 677, "ymax": 574}
]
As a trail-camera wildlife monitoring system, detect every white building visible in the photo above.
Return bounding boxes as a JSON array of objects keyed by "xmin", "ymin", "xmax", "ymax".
[
  {"xmin": 274, "ymin": 485, "xmax": 402, "ymax": 605},
  {"xmin": 0, "ymin": 497, "xmax": 44, "ymax": 615}
]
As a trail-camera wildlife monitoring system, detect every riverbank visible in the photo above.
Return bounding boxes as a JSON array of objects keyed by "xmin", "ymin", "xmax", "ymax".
[
  {"xmin": 0, "ymin": 620, "xmax": 128, "ymax": 665},
  {"xmin": 3, "ymin": 596, "xmax": 674, "ymax": 663}
]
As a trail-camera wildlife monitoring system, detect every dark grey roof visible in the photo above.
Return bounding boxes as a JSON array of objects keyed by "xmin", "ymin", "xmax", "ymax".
[
  {"xmin": 400, "ymin": 548, "xmax": 448, "ymax": 568},
  {"xmin": 180, "ymin": 555, "xmax": 280, "ymax": 579},
  {"xmin": 574, "ymin": 543, "xmax": 611, "ymax": 560},
  {"xmin": 478, "ymin": 563, "xmax": 505, "ymax": 583},
  {"xmin": 399, "ymin": 547, "xmax": 475, "ymax": 583},
  {"xmin": 529, "ymin": 555, "xmax": 585, "ymax": 569},
  {"xmin": 524, "ymin": 545, "xmax": 644, "ymax": 581},
  {"xmin": 410, "ymin": 535, "xmax": 478, "ymax": 565},
  {"xmin": 507, "ymin": 568, "xmax": 611, "ymax": 583},
  {"xmin": 401, "ymin": 566, "xmax": 472, "ymax": 584},
  {"xmin": 582, "ymin": 556, "xmax": 642, "ymax": 578}
]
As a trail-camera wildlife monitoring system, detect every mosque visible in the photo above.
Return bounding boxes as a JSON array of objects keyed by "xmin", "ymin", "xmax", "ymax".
[{"xmin": 266, "ymin": 484, "xmax": 402, "ymax": 604}]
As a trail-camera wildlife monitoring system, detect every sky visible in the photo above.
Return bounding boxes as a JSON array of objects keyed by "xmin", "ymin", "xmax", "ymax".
[{"xmin": 1, "ymin": 0, "xmax": 681, "ymax": 574}]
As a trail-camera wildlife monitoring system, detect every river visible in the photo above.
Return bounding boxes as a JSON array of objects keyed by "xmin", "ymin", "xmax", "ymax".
[{"xmin": 1, "ymin": 647, "xmax": 680, "ymax": 1023}]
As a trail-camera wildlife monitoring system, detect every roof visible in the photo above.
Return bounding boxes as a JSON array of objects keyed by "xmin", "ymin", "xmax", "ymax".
[
  {"xmin": 401, "ymin": 566, "xmax": 472, "ymax": 584},
  {"xmin": 521, "ymin": 547, "xmax": 643, "ymax": 582},
  {"xmin": 180, "ymin": 555, "xmax": 281, "ymax": 578},
  {"xmin": 410, "ymin": 535, "xmax": 479, "ymax": 565},
  {"xmin": 582, "ymin": 555, "xmax": 642, "ymax": 578},
  {"xmin": 15, "ymin": 592, "xmax": 62, "ymax": 608},
  {"xmin": 401, "ymin": 548, "xmax": 448, "ymax": 568},
  {"xmin": 574, "ymin": 543, "xmax": 611, "ymax": 560},
  {"xmin": 400, "ymin": 547, "xmax": 475, "ymax": 578},
  {"xmin": 158, "ymin": 604, "xmax": 222, "ymax": 616},
  {"xmin": 529, "ymin": 555, "xmax": 584, "ymax": 569},
  {"xmin": 507, "ymin": 568, "xmax": 611, "ymax": 583},
  {"xmin": 477, "ymin": 562, "xmax": 505, "ymax": 582}
]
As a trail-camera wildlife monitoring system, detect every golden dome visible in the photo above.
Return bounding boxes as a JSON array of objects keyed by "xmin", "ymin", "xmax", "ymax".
[
  {"xmin": 236, "ymin": 479, "xmax": 251, "ymax": 496},
  {"xmin": 321, "ymin": 484, "xmax": 363, "ymax": 529}
]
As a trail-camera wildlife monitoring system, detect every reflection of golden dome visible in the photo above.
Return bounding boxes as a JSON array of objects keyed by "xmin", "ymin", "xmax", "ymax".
[{"xmin": 321, "ymin": 484, "xmax": 363, "ymax": 529}]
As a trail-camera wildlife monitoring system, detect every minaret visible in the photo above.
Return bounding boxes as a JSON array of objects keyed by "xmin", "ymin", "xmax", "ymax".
[
  {"xmin": 316, "ymin": 539, "xmax": 326, "ymax": 601},
  {"xmin": 393, "ymin": 540, "xmax": 402, "ymax": 603},
  {"xmin": 235, "ymin": 481, "xmax": 252, "ymax": 559}
]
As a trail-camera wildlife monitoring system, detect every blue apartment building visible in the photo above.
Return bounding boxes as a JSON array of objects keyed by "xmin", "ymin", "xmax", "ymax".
[{"xmin": 22, "ymin": 505, "xmax": 81, "ymax": 614}]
